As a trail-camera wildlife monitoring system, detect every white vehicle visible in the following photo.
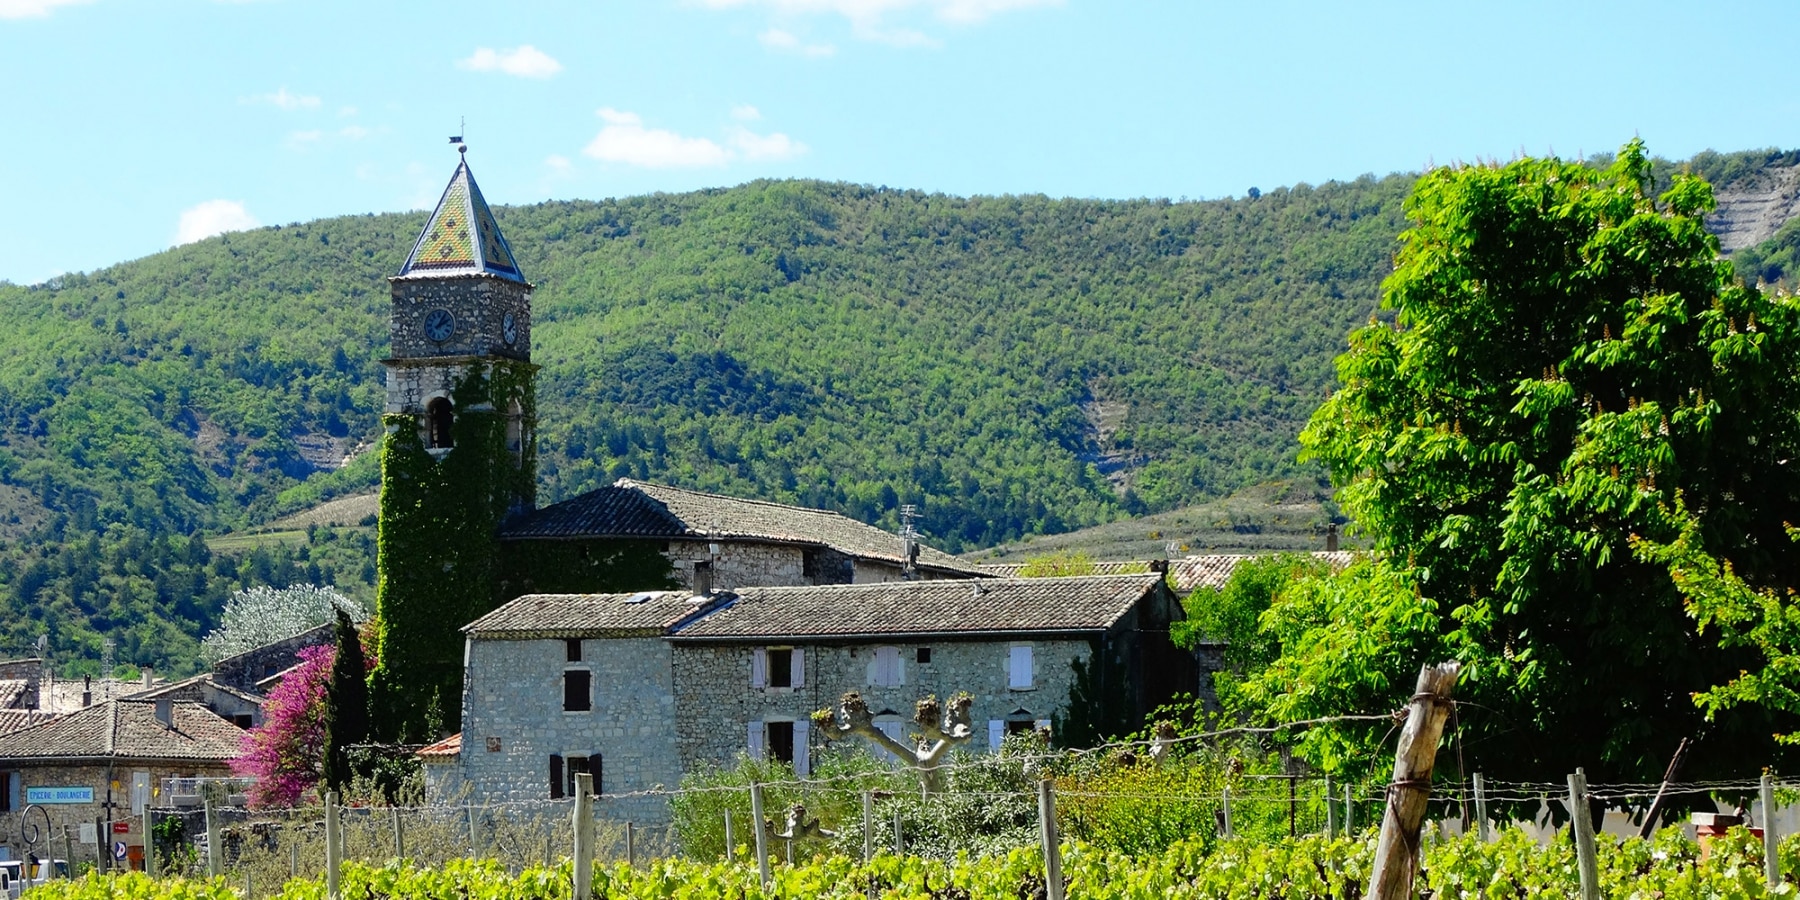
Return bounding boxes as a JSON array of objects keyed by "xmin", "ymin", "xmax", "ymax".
[{"xmin": 0, "ymin": 859, "xmax": 69, "ymax": 898}]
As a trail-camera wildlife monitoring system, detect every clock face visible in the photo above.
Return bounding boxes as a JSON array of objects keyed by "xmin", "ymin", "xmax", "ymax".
[
  {"xmin": 502, "ymin": 312, "xmax": 518, "ymax": 346},
  {"xmin": 423, "ymin": 308, "xmax": 455, "ymax": 343}
]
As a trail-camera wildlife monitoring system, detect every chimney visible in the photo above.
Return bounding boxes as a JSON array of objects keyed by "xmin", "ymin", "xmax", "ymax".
[
  {"xmin": 154, "ymin": 697, "xmax": 173, "ymax": 729},
  {"xmin": 142, "ymin": 668, "xmax": 153, "ymax": 688},
  {"xmin": 82, "ymin": 675, "xmax": 91, "ymax": 708},
  {"xmin": 692, "ymin": 560, "xmax": 714, "ymax": 595},
  {"xmin": 1326, "ymin": 522, "xmax": 1339, "ymax": 552}
]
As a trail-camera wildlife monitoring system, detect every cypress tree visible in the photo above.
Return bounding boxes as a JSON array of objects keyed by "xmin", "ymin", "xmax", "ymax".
[{"xmin": 321, "ymin": 608, "xmax": 369, "ymax": 794}]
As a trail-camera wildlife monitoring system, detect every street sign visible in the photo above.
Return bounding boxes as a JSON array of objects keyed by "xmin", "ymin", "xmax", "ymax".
[
  {"xmin": 111, "ymin": 822, "xmax": 129, "ymax": 834},
  {"xmin": 26, "ymin": 787, "xmax": 93, "ymax": 804},
  {"xmin": 77, "ymin": 824, "xmax": 96, "ymax": 844},
  {"xmin": 112, "ymin": 841, "xmax": 126, "ymax": 861}
]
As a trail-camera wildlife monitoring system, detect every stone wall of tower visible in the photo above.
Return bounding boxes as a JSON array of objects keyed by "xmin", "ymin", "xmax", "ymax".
[{"xmin": 389, "ymin": 276, "xmax": 531, "ymax": 363}]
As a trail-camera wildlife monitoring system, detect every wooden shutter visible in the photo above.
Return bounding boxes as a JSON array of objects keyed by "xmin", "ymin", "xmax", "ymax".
[
  {"xmin": 793, "ymin": 720, "xmax": 810, "ymax": 776},
  {"xmin": 1008, "ymin": 645, "xmax": 1033, "ymax": 689},
  {"xmin": 747, "ymin": 721, "xmax": 765, "ymax": 758},
  {"xmin": 988, "ymin": 720, "xmax": 1004, "ymax": 751},
  {"xmin": 790, "ymin": 648, "xmax": 805, "ymax": 689},
  {"xmin": 751, "ymin": 649, "xmax": 767, "ymax": 688},
  {"xmin": 548, "ymin": 755, "xmax": 564, "ymax": 799}
]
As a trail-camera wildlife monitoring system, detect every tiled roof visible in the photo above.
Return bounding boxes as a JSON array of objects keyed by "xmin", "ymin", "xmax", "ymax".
[
  {"xmin": 466, "ymin": 590, "xmax": 721, "ymax": 638},
  {"xmin": 1172, "ymin": 551, "xmax": 1357, "ymax": 593},
  {"xmin": 0, "ymin": 679, "xmax": 32, "ymax": 709},
  {"xmin": 0, "ymin": 700, "xmax": 245, "ymax": 762},
  {"xmin": 977, "ymin": 560, "xmax": 1157, "ymax": 578},
  {"xmin": 396, "ymin": 154, "xmax": 526, "ymax": 284},
  {"xmin": 417, "ymin": 732, "xmax": 462, "ymax": 760},
  {"xmin": 0, "ymin": 710, "xmax": 55, "ymax": 735},
  {"xmin": 671, "ymin": 574, "xmax": 1166, "ymax": 641},
  {"xmin": 124, "ymin": 673, "xmax": 264, "ymax": 705},
  {"xmin": 501, "ymin": 479, "xmax": 984, "ymax": 575}
]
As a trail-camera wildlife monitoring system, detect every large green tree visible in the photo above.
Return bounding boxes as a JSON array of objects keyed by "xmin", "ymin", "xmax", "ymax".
[{"xmin": 1251, "ymin": 141, "xmax": 1800, "ymax": 784}]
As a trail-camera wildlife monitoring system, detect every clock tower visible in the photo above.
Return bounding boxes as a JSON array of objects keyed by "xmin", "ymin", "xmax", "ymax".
[{"xmin": 370, "ymin": 147, "xmax": 536, "ymax": 740}]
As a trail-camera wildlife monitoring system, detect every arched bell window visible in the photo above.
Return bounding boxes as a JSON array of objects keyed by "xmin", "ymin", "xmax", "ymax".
[
  {"xmin": 505, "ymin": 399, "xmax": 524, "ymax": 464},
  {"xmin": 426, "ymin": 397, "xmax": 455, "ymax": 449}
]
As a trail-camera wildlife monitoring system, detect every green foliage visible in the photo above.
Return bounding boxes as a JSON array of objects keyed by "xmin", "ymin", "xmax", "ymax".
[
  {"xmin": 1051, "ymin": 646, "xmax": 1135, "ymax": 748},
  {"xmin": 1265, "ymin": 140, "xmax": 1800, "ymax": 784},
  {"xmin": 1733, "ymin": 216, "xmax": 1800, "ymax": 289},
  {"xmin": 201, "ymin": 583, "xmax": 361, "ymax": 664},
  {"xmin": 1015, "ymin": 550, "xmax": 1097, "ymax": 577}
]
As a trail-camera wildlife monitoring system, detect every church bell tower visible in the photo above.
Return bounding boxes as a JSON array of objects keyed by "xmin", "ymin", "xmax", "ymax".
[{"xmin": 370, "ymin": 146, "xmax": 536, "ymax": 740}]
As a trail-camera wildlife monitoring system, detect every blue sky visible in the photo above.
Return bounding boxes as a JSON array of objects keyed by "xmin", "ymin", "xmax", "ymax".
[{"xmin": 2, "ymin": 0, "xmax": 1796, "ymax": 285}]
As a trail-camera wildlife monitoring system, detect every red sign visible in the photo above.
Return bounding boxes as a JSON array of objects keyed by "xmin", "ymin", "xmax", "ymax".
[{"xmin": 111, "ymin": 822, "xmax": 129, "ymax": 834}]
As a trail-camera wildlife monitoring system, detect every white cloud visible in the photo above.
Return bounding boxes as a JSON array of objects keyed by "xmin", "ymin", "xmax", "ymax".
[
  {"xmin": 583, "ymin": 108, "xmax": 731, "ymax": 168},
  {"xmin": 757, "ymin": 27, "xmax": 836, "ymax": 56},
  {"xmin": 175, "ymin": 200, "xmax": 259, "ymax": 246},
  {"xmin": 286, "ymin": 129, "xmax": 324, "ymax": 147},
  {"xmin": 731, "ymin": 105, "xmax": 763, "ymax": 121},
  {"xmin": 544, "ymin": 154, "xmax": 574, "ymax": 175},
  {"xmin": 730, "ymin": 126, "xmax": 807, "ymax": 161},
  {"xmin": 338, "ymin": 105, "xmax": 359, "ymax": 117},
  {"xmin": 0, "ymin": 0, "xmax": 90, "ymax": 19},
  {"xmin": 457, "ymin": 45, "xmax": 563, "ymax": 79},
  {"xmin": 246, "ymin": 87, "xmax": 321, "ymax": 110},
  {"xmin": 338, "ymin": 125, "xmax": 370, "ymax": 140}
]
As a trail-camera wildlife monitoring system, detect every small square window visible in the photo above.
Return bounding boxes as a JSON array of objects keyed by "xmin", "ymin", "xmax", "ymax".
[
  {"xmin": 486, "ymin": 736, "xmax": 502, "ymax": 753},
  {"xmin": 565, "ymin": 639, "xmax": 582, "ymax": 662},
  {"xmin": 768, "ymin": 649, "xmax": 793, "ymax": 689},
  {"xmin": 563, "ymin": 669, "xmax": 591, "ymax": 712},
  {"xmin": 916, "ymin": 647, "xmax": 932, "ymax": 665}
]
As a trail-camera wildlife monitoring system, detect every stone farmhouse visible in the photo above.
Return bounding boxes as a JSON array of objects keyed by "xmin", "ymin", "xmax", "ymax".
[{"xmin": 447, "ymin": 573, "xmax": 1194, "ymax": 819}]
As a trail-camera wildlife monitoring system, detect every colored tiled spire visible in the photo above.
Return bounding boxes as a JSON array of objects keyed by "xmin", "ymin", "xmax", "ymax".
[{"xmin": 398, "ymin": 150, "xmax": 527, "ymax": 283}]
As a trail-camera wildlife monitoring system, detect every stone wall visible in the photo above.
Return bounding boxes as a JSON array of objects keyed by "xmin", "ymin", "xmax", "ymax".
[
  {"xmin": 0, "ymin": 760, "xmax": 233, "ymax": 866},
  {"xmin": 212, "ymin": 624, "xmax": 332, "ymax": 693},
  {"xmin": 669, "ymin": 637, "xmax": 1090, "ymax": 775},
  {"xmin": 460, "ymin": 636, "xmax": 679, "ymax": 823},
  {"xmin": 390, "ymin": 277, "xmax": 530, "ymax": 361}
]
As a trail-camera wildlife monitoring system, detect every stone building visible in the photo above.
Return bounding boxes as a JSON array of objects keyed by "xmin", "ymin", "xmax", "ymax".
[
  {"xmin": 451, "ymin": 573, "xmax": 1194, "ymax": 819},
  {"xmin": 0, "ymin": 699, "xmax": 244, "ymax": 867}
]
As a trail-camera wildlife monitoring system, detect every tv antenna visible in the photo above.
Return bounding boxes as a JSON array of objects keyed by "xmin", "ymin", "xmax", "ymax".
[{"xmin": 899, "ymin": 504, "xmax": 920, "ymax": 579}]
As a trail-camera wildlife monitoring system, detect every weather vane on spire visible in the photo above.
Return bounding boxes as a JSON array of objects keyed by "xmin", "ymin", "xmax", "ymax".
[{"xmin": 449, "ymin": 116, "xmax": 466, "ymax": 155}]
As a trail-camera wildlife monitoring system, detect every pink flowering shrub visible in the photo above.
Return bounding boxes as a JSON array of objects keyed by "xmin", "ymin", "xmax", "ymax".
[{"xmin": 231, "ymin": 644, "xmax": 334, "ymax": 808}]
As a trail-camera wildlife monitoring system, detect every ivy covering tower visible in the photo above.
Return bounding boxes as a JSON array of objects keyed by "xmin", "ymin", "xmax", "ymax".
[{"xmin": 370, "ymin": 146, "xmax": 536, "ymax": 740}]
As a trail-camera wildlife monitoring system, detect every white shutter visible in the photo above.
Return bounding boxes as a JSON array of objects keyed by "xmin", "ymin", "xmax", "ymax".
[
  {"xmin": 794, "ymin": 720, "xmax": 811, "ymax": 776},
  {"xmin": 747, "ymin": 721, "xmax": 765, "ymax": 758},
  {"xmin": 790, "ymin": 648, "xmax": 805, "ymax": 689},
  {"xmin": 1009, "ymin": 645, "xmax": 1033, "ymax": 689},
  {"xmin": 751, "ymin": 649, "xmax": 767, "ymax": 688},
  {"xmin": 872, "ymin": 647, "xmax": 902, "ymax": 687},
  {"xmin": 988, "ymin": 719, "xmax": 1005, "ymax": 751},
  {"xmin": 876, "ymin": 720, "xmax": 904, "ymax": 763}
]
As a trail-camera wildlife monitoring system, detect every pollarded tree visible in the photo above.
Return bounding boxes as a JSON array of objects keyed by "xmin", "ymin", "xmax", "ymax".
[
  {"xmin": 1252, "ymin": 141, "xmax": 1800, "ymax": 784},
  {"xmin": 201, "ymin": 584, "xmax": 364, "ymax": 664}
]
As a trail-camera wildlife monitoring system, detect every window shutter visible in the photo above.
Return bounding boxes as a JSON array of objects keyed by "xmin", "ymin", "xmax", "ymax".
[
  {"xmin": 790, "ymin": 648, "xmax": 805, "ymax": 688},
  {"xmin": 6, "ymin": 773, "xmax": 17, "ymax": 812},
  {"xmin": 793, "ymin": 720, "xmax": 810, "ymax": 776},
  {"xmin": 1009, "ymin": 645, "xmax": 1033, "ymax": 689},
  {"xmin": 751, "ymin": 649, "xmax": 767, "ymax": 688},
  {"xmin": 988, "ymin": 720, "xmax": 1004, "ymax": 751},
  {"xmin": 548, "ymin": 755, "xmax": 564, "ymax": 799},
  {"xmin": 747, "ymin": 721, "xmax": 765, "ymax": 758}
]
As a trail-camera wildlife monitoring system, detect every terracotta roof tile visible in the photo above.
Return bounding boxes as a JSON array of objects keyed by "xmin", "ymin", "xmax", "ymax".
[
  {"xmin": 1171, "ymin": 551, "xmax": 1358, "ymax": 593},
  {"xmin": 417, "ymin": 732, "xmax": 462, "ymax": 759},
  {"xmin": 465, "ymin": 590, "xmax": 720, "ymax": 637},
  {"xmin": 0, "ymin": 710, "xmax": 55, "ymax": 735},
  {"xmin": 0, "ymin": 700, "xmax": 245, "ymax": 762}
]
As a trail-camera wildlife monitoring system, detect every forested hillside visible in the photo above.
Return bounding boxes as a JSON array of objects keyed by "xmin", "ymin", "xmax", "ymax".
[{"xmin": 0, "ymin": 147, "xmax": 1793, "ymax": 675}]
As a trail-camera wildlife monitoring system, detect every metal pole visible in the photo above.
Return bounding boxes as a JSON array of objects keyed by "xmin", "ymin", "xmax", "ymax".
[
  {"xmin": 1325, "ymin": 775, "xmax": 1336, "ymax": 838},
  {"xmin": 1567, "ymin": 771, "xmax": 1599, "ymax": 900},
  {"xmin": 1763, "ymin": 772, "xmax": 1780, "ymax": 891},
  {"xmin": 1345, "ymin": 785, "xmax": 1354, "ymax": 835},
  {"xmin": 468, "ymin": 805, "xmax": 480, "ymax": 858},
  {"xmin": 749, "ymin": 783, "xmax": 770, "ymax": 889},
  {"xmin": 1473, "ymin": 773, "xmax": 1489, "ymax": 842},
  {"xmin": 1037, "ymin": 779, "xmax": 1064, "ymax": 900},
  {"xmin": 325, "ymin": 792, "xmax": 342, "ymax": 900},
  {"xmin": 862, "ymin": 791, "xmax": 874, "ymax": 862},
  {"xmin": 1288, "ymin": 774, "xmax": 1297, "ymax": 838},
  {"xmin": 1221, "ymin": 787, "xmax": 1232, "ymax": 838},
  {"xmin": 204, "ymin": 798, "xmax": 220, "ymax": 878},
  {"xmin": 572, "ymin": 774, "xmax": 595, "ymax": 900}
]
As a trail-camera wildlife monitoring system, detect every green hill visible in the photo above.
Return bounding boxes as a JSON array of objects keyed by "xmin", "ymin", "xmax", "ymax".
[{"xmin": 2, "ymin": 147, "xmax": 1794, "ymax": 675}]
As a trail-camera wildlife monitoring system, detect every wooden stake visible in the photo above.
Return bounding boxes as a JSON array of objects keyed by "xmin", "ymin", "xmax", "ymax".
[
  {"xmin": 146, "ymin": 807, "xmax": 158, "ymax": 879},
  {"xmin": 468, "ymin": 805, "xmax": 480, "ymax": 858},
  {"xmin": 1037, "ymin": 779, "xmax": 1064, "ymax": 900},
  {"xmin": 1638, "ymin": 737, "xmax": 1690, "ymax": 840},
  {"xmin": 1473, "ymin": 772, "xmax": 1489, "ymax": 842},
  {"xmin": 723, "ymin": 810, "xmax": 734, "ymax": 860},
  {"xmin": 862, "ymin": 791, "xmax": 874, "ymax": 862},
  {"xmin": 1221, "ymin": 787, "xmax": 1232, "ymax": 838},
  {"xmin": 1567, "ymin": 770, "xmax": 1599, "ymax": 900},
  {"xmin": 1345, "ymin": 784, "xmax": 1353, "ymax": 835},
  {"xmin": 572, "ymin": 774, "xmax": 595, "ymax": 900},
  {"xmin": 204, "ymin": 798, "xmax": 221, "ymax": 878},
  {"xmin": 1365, "ymin": 661, "xmax": 1460, "ymax": 900},
  {"xmin": 325, "ymin": 792, "xmax": 342, "ymax": 900},
  {"xmin": 625, "ymin": 822, "xmax": 635, "ymax": 868},
  {"xmin": 893, "ymin": 807, "xmax": 903, "ymax": 855},
  {"xmin": 1762, "ymin": 772, "xmax": 1779, "ymax": 890},
  {"xmin": 391, "ymin": 806, "xmax": 404, "ymax": 859},
  {"xmin": 749, "ymin": 782, "xmax": 770, "ymax": 889},
  {"xmin": 1325, "ymin": 774, "xmax": 1336, "ymax": 838}
]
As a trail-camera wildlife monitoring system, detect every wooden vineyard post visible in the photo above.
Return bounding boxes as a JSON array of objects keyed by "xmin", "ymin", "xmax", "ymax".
[
  {"xmin": 1365, "ymin": 661, "xmax": 1460, "ymax": 900},
  {"xmin": 1473, "ymin": 773, "xmax": 1489, "ymax": 841},
  {"xmin": 572, "ymin": 774, "xmax": 595, "ymax": 900},
  {"xmin": 1762, "ymin": 772, "xmax": 1779, "ymax": 891},
  {"xmin": 1221, "ymin": 787, "xmax": 1232, "ymax": 838},
  {"xmin": 862, "ymin": 791, "xmax": 874, "ymax": 862},
  {"xmin": 1325, "ymin": 774, "xmax": 1335, "ymax": 838},
  {"xmin": 391, "ymin": 806, "xmax": 404, "ymax": 859},
  {"xmin": 1037, "ymin": 779, "xmax": 1064, "ymax": 900},
  {"xmin": 204, "ymin": 798, "xmax": 221, "ymax": 878},
  {"xmin": 325, "ymin": 791, "xmax": 342, "ymax": 900},
  {"xmin": 723, "ymin": 810, "xmax": 734, "ymax": 860},
  {"xmin": 146, "ymin": 807, "xmax": 159, "ymax": 879},
  {"xmin": 749, "ymin": 782, "xmax": 770, "ymax": 889},
  {"xmin": 1344, "ymin": 785, "xmax": 1353, "ymax": 835},
  {"xmin": 625, "ymin": 822, "xmax": 635, "ymax": 869},
  {"xmin": 1567, "ymin": 770, "xmax": 1599, "ymax": 900},
  {"xmin": 1639, "ymin": 738, "xmax": 1690, "ymax": 840}
]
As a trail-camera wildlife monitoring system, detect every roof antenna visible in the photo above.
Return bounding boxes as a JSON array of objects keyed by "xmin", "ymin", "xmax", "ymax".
[{"xmin": 899, "ymin": 504, "xmax": 920, "ymax": 580}]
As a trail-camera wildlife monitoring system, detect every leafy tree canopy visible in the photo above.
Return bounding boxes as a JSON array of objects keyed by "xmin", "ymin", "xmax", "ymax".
[{"xmin": 1247, "ymin": 141, "xmax": 1800, "ymax": 783}]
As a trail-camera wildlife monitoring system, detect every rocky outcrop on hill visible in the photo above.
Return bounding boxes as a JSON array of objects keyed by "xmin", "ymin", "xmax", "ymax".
[{"xmin": 1708, "ymin": 164, "xmax": 1800, "ymax": 253}]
